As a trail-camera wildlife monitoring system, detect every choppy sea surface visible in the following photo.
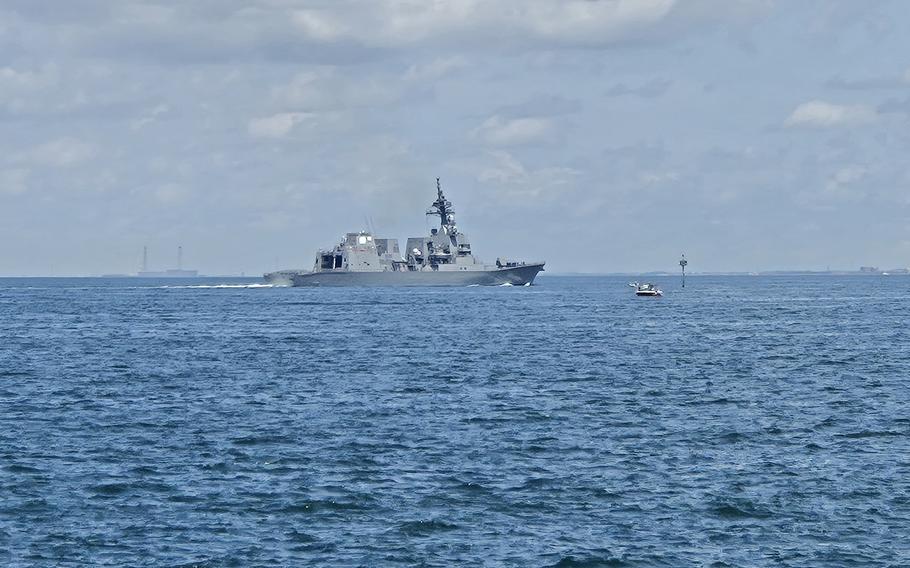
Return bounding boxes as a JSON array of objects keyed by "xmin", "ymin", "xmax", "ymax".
[{"xmin": 1, "ymin": 275, "xmax": 908, "ymax": 567}]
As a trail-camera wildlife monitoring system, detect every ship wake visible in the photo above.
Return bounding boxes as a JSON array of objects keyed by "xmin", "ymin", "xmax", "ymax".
[{"xmin": 160, "ymin": 283, "xmax": 280, "ymax": 289}]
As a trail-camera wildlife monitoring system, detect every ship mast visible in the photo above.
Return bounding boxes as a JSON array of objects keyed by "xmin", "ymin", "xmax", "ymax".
[{"xmin": 427, "ymin": 177, "xmax": 457, "ymax": 235}]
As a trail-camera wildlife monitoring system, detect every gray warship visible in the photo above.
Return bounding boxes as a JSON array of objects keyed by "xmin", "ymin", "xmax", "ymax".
[{"xmin": 264, "ymin": 179, "xmax": 544, "ymax": 287}]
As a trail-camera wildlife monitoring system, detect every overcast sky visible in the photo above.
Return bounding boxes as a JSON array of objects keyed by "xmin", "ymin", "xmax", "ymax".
[{"xmin": 2, "ymin": 0, "xmax": 910, "ymax": 275}]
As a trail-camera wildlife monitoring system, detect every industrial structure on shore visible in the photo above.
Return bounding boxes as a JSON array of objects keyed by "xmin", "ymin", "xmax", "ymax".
[{"xmin": 136, "ymin": 245, "xmax": 198, "ymax": 278}]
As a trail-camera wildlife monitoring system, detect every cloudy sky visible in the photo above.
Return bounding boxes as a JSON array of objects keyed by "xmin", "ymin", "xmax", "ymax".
[{"xmin": 2, "ymin": 0, "xmax": 910, "ymax": 275}]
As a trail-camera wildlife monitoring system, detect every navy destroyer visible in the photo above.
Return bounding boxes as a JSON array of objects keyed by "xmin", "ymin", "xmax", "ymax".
[{"xmin": 264, "ymin": 179, "xmax": 544, "ymax": 287}]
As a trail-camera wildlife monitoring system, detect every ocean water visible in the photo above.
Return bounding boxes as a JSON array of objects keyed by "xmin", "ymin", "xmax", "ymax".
[{"xmin": 1, "ymin": 275, "xmax": 908, "ymax": 567}]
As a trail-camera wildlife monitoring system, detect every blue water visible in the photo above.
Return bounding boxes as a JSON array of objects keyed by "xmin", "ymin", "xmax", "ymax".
[{"xmin": 1, "ymin": 275, "xmax": 908, "ymax": 567}]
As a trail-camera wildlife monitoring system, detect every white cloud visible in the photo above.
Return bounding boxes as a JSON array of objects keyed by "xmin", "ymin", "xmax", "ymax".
[
  {"xmin": 827, "ymin": 68, "xmax": 910, "ymax": 90},
  {"xmin": 474, "ymin": 115, "xmax": 553, "ymax": 146},
  {"xmin": 0, "ymin": 65, "xmax": 58, "ymax": 90},
  {"xmin": 248, "ymin": 112, "xmax": 311, "ymax": 138},
  {"xmin": 404, "ymin": 56, "xmax": 469, "ymax": 81},
  {"xmin": 291, "ymin": 0, "xmax": 691, "ymax": 48},
  {"xmin": 0, "ymin": 169, "xmax": 30, "ymax": 195},
  {"xmin": 639, "ymin": 171, "xmax": 681, "ymax": 184},
  {"xmin": 113, "ymin": 3, "xmax": 177, "ymax": 26},
  {"xmin": 0, "ymin": 64, "xmax": 61, "ymax": 114},
  {"xmin": 522, "ymin": 0, "xmax": 675, "ymax": 41},
  {"xmin": 272, "ymin": 69, "xmax": 402, "ymax": 111},
  {"xmin": 478, "ymin": 151, "xmax": 579, "ymax": 197},
  {"xmin": 291, "ymin": 9, "xmax": 351, "ymax": 42},
  {"xmin": 825, "ymin": 165, "xmax": 867, "ymax": 194},
  {"xmin": 0, "ymin": 0, "xmax": 770, "ymax": 72},
  {"xmin": 479, "ymin": 150, "xmax": 528, "ymax": 184},
  {"xmin": 153, "ymin": 182, "xmax": 187, "ymax": 204},
  {"xmin": 784, "ymin": 100, "xmax": 877, "ymax": 127},
  {"xmin": 15, "ymin": 138, "xmax": 96, "ymax": 167},
  {"xmin": 131, "ymin": 103, "xmax": 170, "ymax": 130}
]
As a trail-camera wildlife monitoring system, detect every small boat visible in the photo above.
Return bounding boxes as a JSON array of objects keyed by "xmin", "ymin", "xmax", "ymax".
[{"xmin": 630, "ymin": 282, "xmax": 662, "ymax": 297}]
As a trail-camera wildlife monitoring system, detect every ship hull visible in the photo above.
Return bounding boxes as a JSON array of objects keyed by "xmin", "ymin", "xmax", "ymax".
[{"xmin": 288, "ymin": 263, "xmax": 544, "ymax": 287}]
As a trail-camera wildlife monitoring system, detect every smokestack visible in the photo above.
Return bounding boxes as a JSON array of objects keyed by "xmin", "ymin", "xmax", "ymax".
[
  {"xmin": 178, "ymin": 245, "xmax": 183, "ymax": 270},
  {"xmin": 142, "ymin": 246, "xmax": 148, "ymax": 272}
]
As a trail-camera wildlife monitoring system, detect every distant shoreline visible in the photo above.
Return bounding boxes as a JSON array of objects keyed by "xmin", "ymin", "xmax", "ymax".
[
  {"xmin": 0, "ymin": 271, "xmax": 906, "ymax": 279},
  {"xmin": 542, "ymin": 271, "xmax": 909, "ymax": 277}
]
